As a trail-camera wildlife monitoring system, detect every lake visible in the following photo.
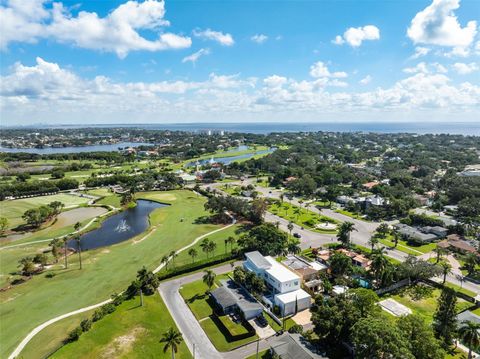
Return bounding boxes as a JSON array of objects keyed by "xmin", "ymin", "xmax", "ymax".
[
  {"xmin": 0, "ymin": 142, "xmax": 152, "ymax": 154},
  {"xmin": 68, "ymin": 199, "xmax": 166, "ymax": 251}
]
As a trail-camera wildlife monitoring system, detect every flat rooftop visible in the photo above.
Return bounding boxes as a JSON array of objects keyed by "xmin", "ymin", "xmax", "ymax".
[
  {"xmin": 275, "ymin": 289, "xmax": 311, "ymax": 304},
  {"xmin": 265, "ymin": 256, "xmax": 300, "ymax": 282}
]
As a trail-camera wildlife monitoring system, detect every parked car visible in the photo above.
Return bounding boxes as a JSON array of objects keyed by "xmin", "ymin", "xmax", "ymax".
[
  {"xmin": 293, "ymin": 233, "xmax": 301, "ymax": 238},
  {"xmin": 256, "ymin": 315, "xmax": 268, "ymax": 327}
]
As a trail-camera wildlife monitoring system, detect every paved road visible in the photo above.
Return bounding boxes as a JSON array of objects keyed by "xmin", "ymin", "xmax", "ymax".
[
  {"xmin": 207, "ymin": 180, "xmax": 480, "ymax": 295},
  {"xmin": 159, "ymin": 262, "xmax": 270, "ymax": 359}
]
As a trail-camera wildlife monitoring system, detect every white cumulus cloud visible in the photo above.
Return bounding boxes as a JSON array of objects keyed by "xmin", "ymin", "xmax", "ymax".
[
  {"xmin": 407, "ymin": 0, "xmax": 477, "ymax": 48},
  {"xmin": 453, "ymin": 62, "xmax": 478, "ymax": 74},
  {"xmin": 0, "ymin": 0, "xmax": 191, "ymax": 58},
  {"xmin": 193, "ymin": 28, "xmax": 234, "ymax": 46},
  {"xmin": 333, "ymin": 25, "xmax": 380, "ymax": 47},
  {"xmin": 309, "ymin": 61, "xmax": 347, "ymax": 78}
]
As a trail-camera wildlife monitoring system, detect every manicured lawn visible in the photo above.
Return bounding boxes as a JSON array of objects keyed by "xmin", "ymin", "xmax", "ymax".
[
  {"xmin": 444, "ymin": 282, "xmax": 476, "ymax": 297},
  {"xmin": 50, "ymin": 294, "xmax": 190, "ymax": 359},
  {"xmin": 388, "ymin": 287, "xmax": 473, "ymax": 324},
  {"xmin": 0, "ymin": 190, "xmax": 224, "ymax": 359},
  {"xmin": 86, "ymin": 188, "xmax": 121, "ymax": 208},
  {"xmin": 472, "ymin": 307, "xmax": 480, "ymax": 315},
  {"xmin": 162, "ymin": 224, "xmax": 241, "ymax": 271},
  {"xmin": 19, "ymin": 307, "xmax": 96, "ymax": 359},
  {"xmin": 199, "ymin": 317, "xmax": 257, "ymax": 352},
  {"xmin": 269, "ymin": 202, "xmax": 338, "ymax": 234},
  {"xmin": 335, "ymin": 209, "xmax": 371, "ymax": 222},
  {"xmin": 180, "ymin": 277, "xmax": 258, "ymax": 351},
  {"xmin": 2, "ymin": 194, "xmax": 90, "ymax": 229},
  {"xmin": 379, "ymin": 235, "xmax": 436, "ymax": 255}
]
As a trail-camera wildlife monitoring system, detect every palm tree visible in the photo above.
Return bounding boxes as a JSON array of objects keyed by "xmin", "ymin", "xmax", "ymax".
[
  {"xmin": 392, "ymin": 231, "xmax": 400, "ymax": 248},
  {"xmin": 337, "ymin": 221, "xmax": 356, "ymax": 247},
  {"xmin": 368, "ymin": 236, "xmax": 379, "ymax": 251},
  {"xmin": 293, "ymin": 207, "xmax": 301, "ymax": 221},
  {"xmin": 160, "ymin": 327, "xmax": 183, "ymax": 359},
  {"xmin": 464, "ymin": 253, "xmax": 478, "ymax": 277},
  {"xmin": 434, "ymin": 246, "xmax": 446, "ymax": 264},
  {"xmin": 371, "ymin": 248, "xmax": 389, "ymax": 285},
  {"xmin": 440, "ymin": 261, "xmax": 452, "ymax": 285},
  {"xmin": 458, "ymin": 321, "xmax": 480, "ymax": 359},
  {"xmin": 161, "ymin": 255, "xmax": 169, "ymax": 270},
  {"xmin": 287, "ymin": 222, "xmax": 294, "ymax": 238},
  {"xmin": 203, "ymin": 269, "xmax": 216, "ymax": 292},
  {"xmin": 74, "ymin": 235, "xmax": 82, "ymax": 269},
  {"xmin": 62, "ymin": 236, "xmax": 69, "ymax": 269},
  {"xmin": 74, "ymin": 221, "xmax": 81, "ymax": 232},
  {"xmin": 188, "ymin": 248, "xmax": 198, "ymax": 263},
  {"xmin": 227, "ymin": 236, "xmax": 236, "ymax": 252},
  {"xmin": 287, "ymin": 240, "xmax": 301, "ymax": 255},
  {"xmin": 207, "ymin": 241, "xmax": 217, "ymax": 258},
  {"xmin": 169, "ymin": 251, "xmax": 177, "ymax": 268},
  {"xmin": 200, "ymin": 238, "xmax": 211, "ymax": 259}
]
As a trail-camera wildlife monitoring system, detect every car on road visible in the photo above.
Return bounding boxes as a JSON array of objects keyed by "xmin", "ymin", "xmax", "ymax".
[{"xmin": 293, "ymin": 233, "xmax": 301, "ymax": 238}]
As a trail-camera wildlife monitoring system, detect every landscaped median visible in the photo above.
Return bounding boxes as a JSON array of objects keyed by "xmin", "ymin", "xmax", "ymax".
[
  {"xmin": 268, "ymin": 201, "xmax": 339, "ymax": 234},
  {"xmin": 179, "ymin": 275, "xmax": 259, "ymax": 351}
]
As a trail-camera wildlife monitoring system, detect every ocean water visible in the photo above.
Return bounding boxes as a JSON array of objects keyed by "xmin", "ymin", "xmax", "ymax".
[{"xmin": 50, "ymin": 122, "xmax": 480, "ymax": 136}]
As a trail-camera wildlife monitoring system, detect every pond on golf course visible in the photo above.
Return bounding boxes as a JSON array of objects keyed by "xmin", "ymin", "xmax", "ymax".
[{"xmin": 68, "ymin": 199, "xmax": 167, "ymax": 250}]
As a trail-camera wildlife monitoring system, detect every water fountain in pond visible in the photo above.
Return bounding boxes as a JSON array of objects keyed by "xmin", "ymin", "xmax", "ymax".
[{"xmin": 115, "ymin": 219, "xmax": 131, "ymax": 233}]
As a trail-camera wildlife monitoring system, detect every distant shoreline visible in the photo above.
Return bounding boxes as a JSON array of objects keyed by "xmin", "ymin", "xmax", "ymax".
[{"xmin": 2, "ymin": 122, "xmax": 478, "ymax": 136}]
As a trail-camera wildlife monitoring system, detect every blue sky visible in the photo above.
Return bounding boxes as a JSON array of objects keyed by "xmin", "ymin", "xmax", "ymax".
[{"xmin": 0, "ymin": 0, "xmax": 479, "ymax": 125}]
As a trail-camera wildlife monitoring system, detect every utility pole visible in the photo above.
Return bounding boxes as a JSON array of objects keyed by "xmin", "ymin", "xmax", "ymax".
[
  {"xmin": 256, "ymin": 338, "xmax": 260, "ymax": 359},
  {"xmin": 193, "ymin": 343, "xmax": 195, "ymax": 359}
]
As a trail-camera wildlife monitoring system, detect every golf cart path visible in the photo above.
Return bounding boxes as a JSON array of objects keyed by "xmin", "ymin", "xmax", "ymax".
[{"xmin": 7, "ymin": 220, "xmax": 235, "ymax": 359}]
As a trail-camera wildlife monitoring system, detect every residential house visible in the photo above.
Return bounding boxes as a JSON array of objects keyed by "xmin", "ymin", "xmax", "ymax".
[
  {"xmin": 244, "ymin": 251, "xmax": 311, "ymax": 316},
  {"xmin": 210, "ymin": 279, "xmax": 263, "ymax": 320},
  {"xmin": 269, "ymin": 333, "xmax": 327, "ymax": 359}
]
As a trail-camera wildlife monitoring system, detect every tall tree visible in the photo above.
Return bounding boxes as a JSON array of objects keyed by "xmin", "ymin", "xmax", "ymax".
[
  {"xmin": 188, "ymin": 248, "xmax": 198, "ymax": 263},
  {"xmin": 351, "ymin": 317, "xmax": 414, "ymax": 359},
  {"xmin": 368, "ymin": 236, "xmax": 379, "ymax": 251},
  {"xmin": 0, "ymin": 217, "xmax": 8, "ymax": 234},
  {"xmin": 397, "ymin": 314, "xmax": 445, "ymax": 359},
  {"xmin": 439, "ymin": 261, "xmax": 452, "ymax": 285},
  {"xmin": 433, "ymin": 287, "xmax": 458, "ymax": 347},
  {"xmin": 337, "ymin": 221, "xmax": 356, "ymax": 247},
  {"xmin": 74, "ymin": 234, "xmax": 83, "ymax": 269},
  {"xmin": 202, "ymin": 269, "xmax": 216, "ymax": 292},
  {"xmin": 159, "ymin": 327, "xmax": 183, "ymax": 359},
  {"xmin": 458, "ymin": 321, "xmax": 480, "ymax": 359}
]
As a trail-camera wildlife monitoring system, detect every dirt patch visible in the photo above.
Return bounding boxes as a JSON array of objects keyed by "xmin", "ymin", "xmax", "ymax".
[{"xmin": 101, "ymin": 327, "xmax": 146, "ymax": 358}]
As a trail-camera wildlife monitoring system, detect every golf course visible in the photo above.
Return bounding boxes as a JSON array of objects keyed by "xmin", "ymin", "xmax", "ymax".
[{"xmin": 0, "ymin": 190, "xmax": 230, "ymax": 358}]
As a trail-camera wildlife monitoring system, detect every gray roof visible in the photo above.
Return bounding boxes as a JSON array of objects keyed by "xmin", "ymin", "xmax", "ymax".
[
  {"xmin": 270, "ymin": 333, "xmax": 326, "ymax": 359},
  {"xmin": 245, "ymin": 251, "xmax": 272, "ymax": 269},
  {"xmin": 211, "ymin": 286, "xmax": 237, "ymax": 309},
  {"xmin": 457, "ymin": 311, "xmax": 480, "ymax": 326},
  {"xmin": 211, "ymin": 279, "xmax": 262, "ymax": 315}
]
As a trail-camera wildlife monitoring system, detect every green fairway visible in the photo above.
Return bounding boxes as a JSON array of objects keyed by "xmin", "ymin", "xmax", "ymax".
[
  {"xmin": 2, "ymin": 193, "xmax": 90, "ymax": 229},
  {"xmin": 269, "ymin": 202, "xmax": 339, "ymax": 234},
  {"xmin": 50, "ymin": 294, "xmax": 190, "ymax": 359},
  {"xmin": 0, "ymin": 190, "xmax": 225, "ymax": 359}
]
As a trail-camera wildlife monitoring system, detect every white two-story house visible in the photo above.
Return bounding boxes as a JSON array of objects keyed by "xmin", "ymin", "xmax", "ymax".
[{"xmin": 244, "ymin": 251, "xmax": 311, "ymax": 315}]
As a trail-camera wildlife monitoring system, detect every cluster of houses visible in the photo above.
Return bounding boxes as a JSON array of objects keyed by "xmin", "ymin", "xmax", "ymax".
[
  {"xmin": 336, "ymin": 194, "xmax": 388, "ymax": 209},
  {"xmin": 395, "ymin": 223, "xmax": 449, "ymax": 243}
]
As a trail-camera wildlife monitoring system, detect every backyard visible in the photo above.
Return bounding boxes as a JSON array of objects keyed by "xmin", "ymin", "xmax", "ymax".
[{"xmin": 179, "ymin": 276, "xmax": 259, "ymax": 351}]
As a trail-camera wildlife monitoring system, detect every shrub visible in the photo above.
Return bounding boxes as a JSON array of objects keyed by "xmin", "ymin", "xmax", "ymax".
[
  {"xmin": 80, "ymin": 319, "xmax": 92, "ymax": 332},
  {"xmin": 66, "ymin": 327, "xmax": 83, "ymax": 343},
  {"xmin": 288, "ymin": 324, "xmax": 303, "ymax": 334}
]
